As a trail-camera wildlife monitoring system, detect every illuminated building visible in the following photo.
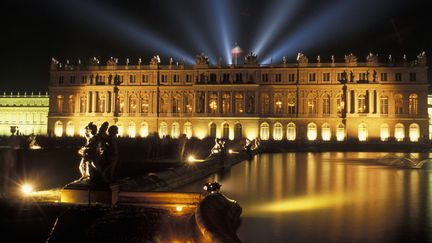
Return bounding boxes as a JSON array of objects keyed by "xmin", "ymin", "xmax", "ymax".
[
  {"xmin": 48, "ymin": 53, "xmax": 428, "ymax": 142},
  {"xmin": 428, "ymin": 94, "xmax": 432, "ymax": 139},
  {"xmin": 0, "ymin": 92, "xmax": 49, "ymax": 136}
]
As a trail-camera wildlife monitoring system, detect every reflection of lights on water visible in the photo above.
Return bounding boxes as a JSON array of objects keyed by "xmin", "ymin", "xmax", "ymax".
[
  {"xmin": 244, "ymin": 194, "xmax": 352, "ymax": 216},
  {"xmin": 21, "ymin": 183, "xmax": 34, "ymax": 196}
]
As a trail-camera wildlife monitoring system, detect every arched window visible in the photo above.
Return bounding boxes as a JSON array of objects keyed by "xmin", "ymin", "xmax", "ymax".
[
  {"xmin": 395, "ymin": 123, "xmax": 405, "ymax": 142},
  {"xmin": 322, "ymin": 123, "xmax": 331, "ymax": 141},
  {"xmin": 140, "ymin": 122, "xmax": 148, "ymax": 137},
  {"xmin": 395, "ymin": 94, "xmax": 403, "ymax": 114},
  {"xmin": 287, "ymin": 123, "xmax": 296, "ymax": 141},
  {"xmin": 66, "ymin": 121, "xmax": 74, "ymax": 136},
  {"xmin": 261, "ymin": 94, "xmax": 270, "ymax": 114},
  {"xmin": 141, "ymin": 95, "xmax": 150, "ymax": 113},
  {"xmin": 159, "ymin": 122, "xmax": 168, "ymax": 138},
  {"xmin": 322, "ymin": 94, "xmax": 331, "ymax": 115},
  {"xmin": 97, "ymin": 94, "xmax": 105, "ymax": 113},
  {"xmin": 160, "ymin": 94, "xmax": 169, "ymax": 113},
  {"xmin": 128, "ymin": 122, "xmax": 136, "ymax": 138},
  {"xmin": 409, "ymin": 123, "xmax": 420, "ymax": 142},
  {"xmin": 129, "ymin": 95, "xmax": 137, "ymax": 114},
  {"xmin": 287, "ymin": 95, "xmax": 296, "ymax": 115},
  {"xmin": 358, "ymin": 123, "xmax": 368, "ymax": 141},
  {"xmin": 184, "ymin": 122, "xmax": 193, "ymax": 139},
  {"xmin": 380, "ymin": 124, "xmax": 389, "ymax": 141},
  {"xmin": 336, "ymin": 123, "xmax": 345, "ymax": 141},
  {"xmin": 222, "ymin": 123, "xmax": 230, "ymax": 139},
  {"xmin": 80, "ymin": 96, "xmax": 86, "ymax": 113},
  {"xmin": 307, "ymin": 94, "xmax": 317, "ymax": 115},
  {"xmin": 209, "ymin": 123, "xmax": 217, "ymax": 138},
  {"xmin": 274, "ymin": 94, "xmax": 283, "ymax": 114},
  {"xmin": 171, "ymin": 122, "xmax": 180, "ymax": 138},
  {"xmin": 173, "ymin": 94, "xmax": 182, "ymax": 113},
  {"xmin": 380, "ymin": 96, "xmax": 388, "ymax": 114},
  {"xmin": 235, "ymin": 93, "xmax": 244, "ymax": 113},
  {"xmin": 358, "ymin": 94, "xmax": 367, "ymax": 113},
  {"xmin": 222, "ymin": 93, "xmax": 231, "ymax": 114},
  {"xmin": 336, "ymin": 94, "xmax": 343, "ymax": 115},
  {"xmin": 273, "ymin": 122, "xmax": 283, "ymax": 140},
  {"xmin": 116, "ymin": 122, "xmax": 124, "ymax": 137},
  {"xmin": 57, "ymin": 95, "xmax": 64, "ymax": 113},
  {"xmin": 209, "ymin": 93, "xmax": 218, "ymax": 113},
  {"xmin": 260, "ymin": 122, "xmax": 270, "ymax": 140},
  {"xmin": 307, "ymin": 123, "xmax": 317, "ymax": 141},
  {"xmin": 409, "ymin": 93, "xmax": 418, "ymax": 116},
  {"xmin": 118, "ymin": 95, "xmax": 125, "ymax": 113},
  {"xmin": 185, "ymin": 94, "xmax": 193, "ymax": 113},
  {"xmin": 68, "ymin": 95, "xmax": 75, "ymax": 113},
  {"xmin": 54, "ymin": 121, "xmax": 63, "ymax": 137},
  {"xmin": 234, "ymin": 123, "xmax": 243, "ymax": 139}
]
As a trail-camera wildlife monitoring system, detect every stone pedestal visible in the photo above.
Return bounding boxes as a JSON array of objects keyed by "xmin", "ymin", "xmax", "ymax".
[{"xmin": 61, "ymin": 181, "xmax": 119, "ymax": 204}]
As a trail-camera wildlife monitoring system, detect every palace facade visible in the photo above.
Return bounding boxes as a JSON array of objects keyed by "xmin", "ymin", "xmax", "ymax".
[
  {"xmin": 48, "ymin": 53, "xmax": 429, "ymax": 142},
  {"xmin": 0, "ymin": 92, "xmax": 49, "ymax": 136}
]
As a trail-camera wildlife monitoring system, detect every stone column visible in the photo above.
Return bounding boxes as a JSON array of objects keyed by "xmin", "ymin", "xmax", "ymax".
[
  {"xmin": 92, "ymin": 91, "xmax": 97, "ymax": 113},
  {"xmin": 369, "ymin": 89, "xmax": 374, "ymax": 114}
]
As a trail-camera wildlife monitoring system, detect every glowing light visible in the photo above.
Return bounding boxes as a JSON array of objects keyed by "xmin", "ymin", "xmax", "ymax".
[
  {"xmin": 321, "ymin": 123, "xmax": 331, "ymax": 141},
  {"xmin": 66, "ymin": 122, "xmax": 74, "ymax": 136},
  {"xmin": 140, "ymin": 122, "xmax": 149, "ymax": 137},
  {"xmin": 380, "ymin": 124, "xmax": 389, "ymax": 141},
  {"xmin": 175, "ymin": 205, "xmax": 183, "ymax": 212},
  {"xmin": 287, "ymin": 123, "xmax": 296, "ymax": 141},
  {"xmin": 409, "ymin": 123, "xmax": 420, "ymax": 142},
  {"xmin": 273, "ymin": 123, "xmax": 283, "ymax": 140},
  {"xmin": 128, "ymin": 123, "xmax": 136, "ymax": 138},
  {"xmin": 260, "ymin": 123, "xmax": 270, "ymax": 140},
  {"xmin": 211, "ymin": 0, "xmax": 235, "ymax": 63},
  {"xmin": 54, "ymin": 121, "xmax": 63, "ymax": 137},
  {"xmin": 21, "ymin": 183, "xmax": 34, "ymax": 196},
  {"xmin": 187, "ymin": 155, "xmax": 196, "ymax": 163},
  {"xmin": 336, "ymin": 124, "xmax": 345, "ymax": 141},
  {"xmin": 307, "ymin": 123, "xmax": 317, "ymax": 141},
  {"xmin": 395, "ymin": 123, "xmax": 405, "ymax": 142},
  {"xmin": 358, "ymin": 123, "xmax": 368, "ymax": 141},
  {"xmin": 184, "ymin": 122, "xmax": 193, "ymax": 139}
]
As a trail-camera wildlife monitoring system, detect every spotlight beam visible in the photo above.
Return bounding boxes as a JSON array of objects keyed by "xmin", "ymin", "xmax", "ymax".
[
  {"xmin": 53, "ymin": 0, "xmax": 194, "ymax": 63},
  {"xmin": 210, "ymin": 0, "xmax": 235, "ymax": 64},
  {"xmin": 263, "ymin": 0, "xmax": 405, "ymax": 63}
]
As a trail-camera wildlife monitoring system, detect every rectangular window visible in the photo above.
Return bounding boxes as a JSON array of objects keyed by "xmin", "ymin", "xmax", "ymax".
[
  {"xmin": 380, "ymin": 73, "xmax": 388, "ymax": 81},
  {"xmin": 58, "ymin": 76, "xmax": 64, "ymax": 84},
  {"xmin": 309, "ymin": 73, "xmax": 316, "ymax": 82},
  {"xmin": 142, "ymin": 75, "xmax": 149, "ymax": 83},
  {"xmin": 323, "ymin": 73, "xmax": 330, "ymax": 82},
  {"xmin": 223, "ymin": 73, "xmax": 230, "ymax": 82},
  {"xmin": 288, "ymin": 73, "xmax": 295, "ymax": 82},
  {"xmin": 275, "ymin": 73, "xmax": 282, "ymax": 82},
  {"xmin": 395, "ymin": 72, "xmax": 402, "ymax": 81},
  {"xmin": 81, "ymin": 76, "xmax": 87, "ymax": 84},
  {"xmin": 359, "ymin": 73, "xmax": 366, "ymax": 80},
  {"xmin": 186, "ymin": 74, "xmax": 192, "ymax": 83},
  {"xmin": 262, "ymin": 73, "xmax": 269, "ymax": 83},
  {"xmin": 161, "ymin": 74, "xmax": 167, "ymax": 83},
  {"xmin": 410, "ymin": 72, "xmax": 417, "ymax": 81},
  {"xmin": 173, "ymin": 74, "xmax": 179, "ymax": 83},
  {"xmin": 130, "ymin": 75, "xmax": 136, "ymax": 83},
  {"xmin": 70, "ymin": 76, "xmax": 76, "ymax": 84}
]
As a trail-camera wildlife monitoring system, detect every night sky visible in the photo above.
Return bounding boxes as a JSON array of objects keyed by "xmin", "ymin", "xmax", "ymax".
[{"xmin": 1, "ymin": 0, "xmax": 430, "ymax": 92}]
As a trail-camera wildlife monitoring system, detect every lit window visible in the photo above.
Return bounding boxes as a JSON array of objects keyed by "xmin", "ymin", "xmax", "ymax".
[
  {"xmin": 395, "ymin": 94, "xmax": 403, "ymax": 114},
  {"xmin": 274, "ymin": 94, "xmax": 283, "ymax": 114},
  {"xmin": 209, "ymin": 93, "xmax": 218, "ymax": 113},
  {"xmin": 409, "ymin": 123, "xmax": 420, "ymax": 142},
  {"xmin": 54, "ymin": 121, "xmax": 63, "ymax": 137},
  {"xmin": 140, "ymin": 122, "xmax": 148, "ymax": 137},
  {"xmin": 235, "ymin": 93, "xmax": 244, "ymax": 113},
  {"xmin": 409, "ymin": 93, "xmax": 418, "ymax": 116},
  {"xmin": 234, "ymin": 123, "xmax": 242, "ymax": 139},
  {"xmin": 273, "ymin": 123, "xmax": 283, "ymax": 140},
  {"xmin": 322, "ymin": 123, "xmax": 331, "ymax": 141},
  {"xmin": 260, "ymin": 123, "xmax": 269, "ymax": 140},
  {"xmin": 128, "ymin": 122, "xmax": 136, "ymax": 138},
  {"xmin": 116, "ymin": 122, "xmax": 124, "ymax": 137},
  {"xmin": 307, "ymin": 123, "xmax": 317, "ymax": 141},
  {"xmin": 184, "ymin": 122, "xmax": 193, "ymax": 139},
  {"xmin": 380, "ymin": 124, "xmax": 389, "ymax": 141},
  {"xmin": 358, "ymin": 94, "xmax": 367, "ymax": 113},
  {"xmin": 171, "ymin": 122, "xmax": 180, "ymax": 138},
  {"xmin": 159, "ymin": 122, "xmax": 168, "ymax": 138},
  {"xmin": 222, "ymin": 123, "xmax": 230, "ymax": 139},
  {"xmin": 287, "ymin": 123, "xmax": 296, "ymax": 141},
  {"xmin": 358, "ymin": 123, "xmax": 368, "ymax": 141},
  {"xmin": 209, "ymin": 123, "xmax": 217, "ymax": 137},
  {"xmin": 66, "ymin": 122, "xmax": 74, "ymax": 137},
  {"xmin": 380, "ymin": 96, "xmax": 388, "ymax": 114},
  {"xmin": 323, "ymin": 94, "xmax": 331, "ymax": 115},
  {"xmin": 394, "ymin": 123, "xmax": 404, "ymax": 142},
  {"xmin": 336, "ymin": 124, "xmax": 345, "ymax": 141}
]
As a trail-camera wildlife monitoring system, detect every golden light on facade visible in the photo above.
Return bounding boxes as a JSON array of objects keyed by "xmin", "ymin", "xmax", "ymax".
[
  {"xmin": 128, "ymin": 123, "xmax": 136, "ymax": 138},
  {"xmin": 380, "ymin": 124, "xmax": 389, "ymax": 141},
  {"xmin": 66, "ymin": 122, "xmax": 74, "ymax": 136},
  {"xmin": 140, "ymin": 122, "xmax": 149, "ymax": 137},
  {"xmin": 175, "ymin": 205, "xmax": 184, "ymax": 212},
  {"xmin": 307, "ymin": 123, "xmax": 317, "ymax": 141},
  {"xmin": 321, "ymin": 123, "xmax": 331, "ymax": 141},
  {"xmin": 21, "ymin": 183, "xmax": 34, "ymax": 196},
  {"xmin": 409, "ymin": 123, "xmax": 420, "ymax": 142},
  {"xmin": 394, "ymin": 123, "xmax": 405, "ymax": 142},
  {"xmin": 358, "ymin": 123, "xmax": 368, "ymax": 141},
  {"xmin": 54, "ymin": 121, "xmax": 63, "ymax": 137}
]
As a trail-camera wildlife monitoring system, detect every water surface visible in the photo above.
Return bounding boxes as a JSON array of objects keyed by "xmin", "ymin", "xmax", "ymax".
[{"xmin": 179, "ymin": 152, "xmax": 432, "ymax": 243}]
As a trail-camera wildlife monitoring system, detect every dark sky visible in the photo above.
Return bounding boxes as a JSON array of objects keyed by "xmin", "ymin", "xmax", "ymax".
[{"xmin": 1, "ymin": 0, "xmax": 430, "ymax": 92}]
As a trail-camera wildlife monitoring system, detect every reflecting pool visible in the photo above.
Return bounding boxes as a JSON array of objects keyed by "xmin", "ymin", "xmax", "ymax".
[{"xmin": 178, "ymin": 152, "xmax": 432, "ymax": 242}]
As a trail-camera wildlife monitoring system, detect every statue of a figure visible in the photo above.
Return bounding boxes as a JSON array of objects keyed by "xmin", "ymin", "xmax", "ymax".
[
  {"xmin": 78, "ymin": 122, "xmax": 98, "ymax": 181},
  {"xmin": 341, "ymin": 71, "xmax": 347, "ymax": 82}
]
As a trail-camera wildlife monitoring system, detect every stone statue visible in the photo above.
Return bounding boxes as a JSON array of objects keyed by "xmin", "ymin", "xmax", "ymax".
[
  {"xmin": 297, "ymin": 53, "xmax": 308, "ymax": 66},
  {"xmin": 50, "ymin": 58, "xmax": 60, "ymax": 70},
  {"xmin": 417, "ymin": 51, "xmax": 427, "ymax": 66},
  {"xmin": 78, "ymin": 122, "xmax": 98, "ymax": 181},
  {"xmin": 210, "ymin": 138, "xmax": 226, "ymax": 157},
  {"xmin": 366, "ymin": 53, "xmax": 378, "ymax": 66},
  {"xmin": 196, "ymin": 53, "xmax": 210, "ymax": 65},
  {"xmin": 247, "ymin": 94, "xmax": 255, "ymax": 113},
  {"xmin": 244, "ymin": 52, "xmax": 258, "ymax": 65},
  {"xmin": 102, "ymin": 125, "xmax": 119, "ymax": 181},
  {"xmin": 150, "ymin": 55, "xmax": 160, "ymax": 65},
  {"xmin": 344, "ymin": 53, "xmax": 357, "ymax": 66},
  {"xmin": 107, "ymin": 57, "xmax": 117, "ymax": 66}
]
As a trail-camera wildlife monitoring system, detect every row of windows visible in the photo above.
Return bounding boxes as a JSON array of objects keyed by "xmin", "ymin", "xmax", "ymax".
[
  {"xmin": 53, "ymin": 120, "xmax": 421, "ymax": 142},
  {"xmin": 55, "ymin": 71, "xmax": 419, "ymax": 85},
  {"xmin": 55, "ymin": 92, "xmax": 420, "ymax": 116}
]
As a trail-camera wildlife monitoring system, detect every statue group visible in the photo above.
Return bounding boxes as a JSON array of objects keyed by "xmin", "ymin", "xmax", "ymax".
[{"xmin": 78, "ymin": 122, "xmax": 119, "ymax": 185}]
